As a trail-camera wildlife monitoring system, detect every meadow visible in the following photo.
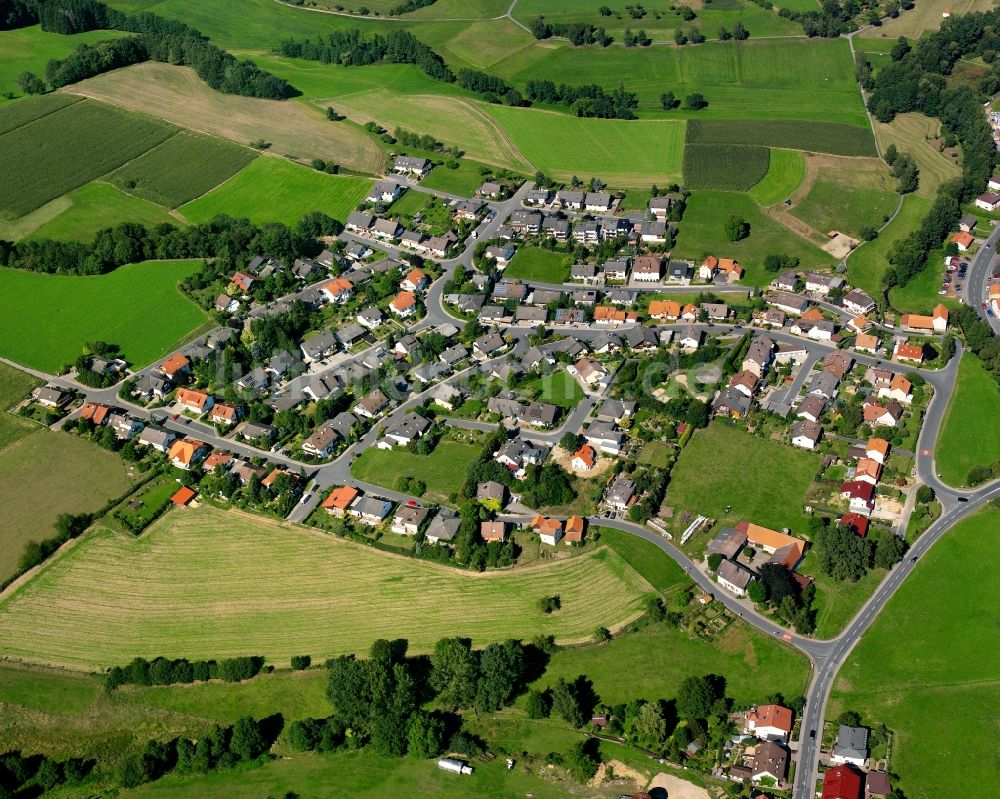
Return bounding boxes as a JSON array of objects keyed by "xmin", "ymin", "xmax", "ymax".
[
  {"xmin": 686, "ymin": 118, "xmax": 877, "ymax": 157},
  {"xmin": 871, "ymin": 0, "xmax": 993, "ymax": 39},
  {"xmin": 871, "ymin": 112, "xmax": 961, "ymax": 198},
  {"xmin": 107, "ymin": 131, "xmax": 256, "ymax": 208},
  {"xmin": 596, "ymin": 526, "xmax": 685, "ymax": 594},
  {"xmin": 504, "ymin": 246, "xmax": 572, "ymax": 283},
  {"xmin": 672, "ymin": 190, "xmax": 835, "ymax": 284},
  {"xmin": 934, "ymin": 354, "xmax": 1000, "ymax": 487},
  {"xmin": 0, "ymin": 430, "xmax": 134, "ymax": 584},
  {"xmin": 180, "ymin": 157, "xmax": 370, "ymax": 226},
  {"xmin": 682, "ymin": 144, "xmax": 769, "ymax": 191},
  {"xmin": 829, "ymin": 509, "xmax": 1000, "ymax": 799},
  {"xmin": 420, "ymin": 158, "xmax": 516, "ymax": 196},
  {"xmin": 349, "ymin": 437, "xmax": 481, "ymax": 502},
  {"xmin": 0, "ymin": 506, "xmax": 653, "ymax": 669},
  {"xmin": 846, "ymin": 193, "xmax": 931, "ymax": 299},
  {"xmin": 0, "ymin": 99, "xmax": 175, "ymax": 217},
  {"xmin": 66, "ymin": 62, "xmax": 386, "ymax": 175},
  {"xmin": 663, "ymin": 421, "xmax": 820, "ymax": 534},
  {"xmin": 0, "ymin": 362, "xmax": 41, "ymax": 451},
  {"xmin": 0, "ymin": 260, "xmax": 208, "ymax": 373},
  {"xmin": 747, "ymin": 148, "xmax": 804, "ymax": 206},
  {"xmin": 791, "ymin": 156, "xmax": 898, "ymax": 238}
]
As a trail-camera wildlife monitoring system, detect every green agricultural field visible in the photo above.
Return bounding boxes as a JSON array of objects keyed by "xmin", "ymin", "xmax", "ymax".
[
  {"xmin": 935, "ymin": 354, "xmax": 1000, "ymax": 487},
  {"xmin": 534, "ymin": 620, "xmax": 809, "ymax": 708},
  {"xmin": 663, "ymin": 421, "xmax": 820, "ymax": 534},
  {"xmin": 522, "ymin": 369, "xmax": 584, "ymax": 409},
  {"xmin": 107, "ymin": 131, "xmax": 256, "ymax": 208},
  {"xmin": 0, "ymin": 93, "xmax": 80, "ymax": 135},
  {"xmin": 672, "ymin": 190, "xmax": 835, "ymax": 284},
  {"xmin": 683, "ymin": 144, "xmax": 769, "ymax": 191},
  {"xmin": 180, "ymin": 157, "xmax": 369, "ymax": 226},
  {"xmin": 0, "ymin": 99, "xmax": 175, "ymax": 218},
  {"xmin": 846, "ymin": 193, "xmax": 932, "ymax": 299},
  {"xmin": 0, "ymin": 362, "xmax": 41, "ymax": 451},
  {"xmin": 14, "ymin": 182, "xmax": 178, "ymax": 243},
  {"xmin": 350, "ymin": 437, "xmax": 480, "ymax": 502},
  {"xmin": 0, "ymin": 26, "xmax": 128, "ymax": 104},
  {"xmin": 830, "ymin": 509, "xmax": 1000, "ymax": 799},
  {"xmin": 488, "ymin": 106, "xmax": 685, "ymax": 185},
  {"xmin": 504, "ymin": 246, "xmax": 572, "ymax": 283},
  {"xmin": 0, "ymin": 260, "xmax": 208, "ymax": 373},
  {"xmin": 686, "ymin": 118, "xmax": 877, "ymax": 157},
  {"xmin": 791, "ymin": 158, "xmax": 898, "ymax": 238},
  {"xmin": 748, "ymin": 149, "xmax": 805, "ymax": 206},
  {"xmin": 0, "ymin": 429, "xmax": 133, "ymax": 584},
  {"xmin": 0, "ymin": 506, "xmax": 653, "ymax": 669}
]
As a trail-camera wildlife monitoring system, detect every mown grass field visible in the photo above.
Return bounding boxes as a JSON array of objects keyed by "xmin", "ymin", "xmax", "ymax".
[
  {"xmin": 872, "ymin": 112, "xmax": 961, "ymax": 198},
  {"xmin": 663, "ymin": 421, "xmax": 819, "ymax": 534},
  {"xmin": 683, "ymin": 144, "xmax": 769, "ymax": 191},
  {"xmin": 65, "ymin": 62, "xmax": 386, "ymax": 174},
  {"xmin": 107, "ymin": 131, "xmax": 256, "ymax": 208},
  {"xmin": 0, "ymin": 260, "xmax": 207, "ymax": 372},
  {"xmin": 748, "ymin": 148, "xmax": 805, "ymax": 206},
  {"xmin": 596, "ymin": 526, "xmax": 685, "ymax": 595},
  {"xmin": 846, "ymin": 193, "xmax": 932, "ymax": 299},
  {"xmin": 0, "ymin": 362, "xmax": 41, "ymax": 451},
  {"xmin": 523, "ymin": 369, "xmax": 584, "ymax": 409},
  {"xmin": 0, "ymin": 26, "xmax": 128, "ymax": 104},
  {"xmin": 504, "ymin": 246, "xmax": 572, "ymax": 283},
  {"xmin": 686, "ymin": 117, "xmax": 877, "ymax": 156},
  {"xmin": 350, "ymin": 438, "xmax": 480, "ymax": 502},
  {"xmin": 870, "ymin": 0, "xmax": 993, "ymax": 38},
  {"xmin": 830, "ymin": 509, "xmax": 1000, "ymax": 799},
  {"xmin": 0, "ymin": 98, "xmax": 175, "ymax": 217},
  {"xmin": 0, "ymin": 506, "xmax": 653, "ymax": 669},
  {"xmin": 180, "ymin": 157, "xmax": 369, "ymax": 226},
  {"xmin": 791, "ymin": 156, "xmax": 898, "ymax": 238},
  {"xmin": 672, "ymin": 190, "xmax": 835, "ymax": 284},
  {"xmin": 935, "ymin": 354, "xmax": 1000, "ymax": 487},
  {"xmin": 0, "ymin": 430, "xmax": 134, "ymax": 585},
  {"xmin": 19, "ymin": 182, "xmax": 178, "ymax": 242}
]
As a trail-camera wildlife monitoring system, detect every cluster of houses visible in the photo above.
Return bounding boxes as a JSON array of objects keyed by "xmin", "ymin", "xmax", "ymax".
[
  {"xmin": 838, "ymin": 437, "xmax": 892, "ymax": 524},
  {"xmin": 721, "ymin": 704, "xmax": 891, "ymax": 799},
  {"xmin": 565, "ymin": 255, "xmax": 741, "ymax": 287},
  {"xmin": 346, "ymin": 210, "xmax": 459, "ymax": 261},
  {"xmin": 708, "ymin": 521, "xmax": 809, "ymax": 599}
]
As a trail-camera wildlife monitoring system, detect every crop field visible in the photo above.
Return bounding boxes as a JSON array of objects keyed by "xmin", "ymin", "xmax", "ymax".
[
  {"xmin": 17, "ymin": 182, "xmax": 178, "ymax": 243},
  {"xmin": 504, "ymin": 246, "xmax": 572, "ymax": 283},
  {"xmin": 107, "ymin": 131, "xmax": 256, "ymax": 208},
  {"xmin": 830, "ymin": 509, "xmax": 1000, "ymax": 799},
  {"xmin": 791, "ymin": 155, "xmax": 898, "ymax": 238},
  {"xmin": 672, "ymin": 190, "xmax": 835, "ymax": 284},
  {"xmin": 180, "ymin": 157, "xmax": 370, "ymax": 226},
  {"xmin": 747, "ymin": 149, "xmax": 805, "ymax": 206},
  {"xmin": 0, "ymin": 363, "xmax": 41, "ymax": 452},
  {"xmin": 0, "ymin": 93, "xmax": 80, "ymax": 135},
  {"xmin": 663, "ymin": 421, "xmax": 820, "ymax": 534},
  {"xmin": 0, "ymin": 260, "xmax": 208, "ymax": 373},
  {"xmin": 0, "ymin": 506, "xmax": 653, "ymax": 669},
  {"xmin": 0, "ymin": 26, "xmax": 128, "ymax": 104},
  {"xmin": 65, "ymin": 62, "xmax": 386, "ymax": 175},
  {"xmin": 935, "ymin": 355, "xmax": 1000, "ymax": 487},
  {"xmin": 0, "ymin": 99, "xmax": 175, "ymax": 218},
  {"xmin": 0, "ymin": 429, "xmax": 133, "ymax": 585},
  {"xmin": 872, "ymin": 112, "xmax": 961, "ymax": 198},
  {"xmin": 350, "ymin": 438, "xmax": 481, "ymax": 502},
  {"xmin": 846, "ymin": 193, "xmax": 931, "ymax": 299},
  {"xmin": 685, "ymin": 118, "xmax": 877, "ymax": 157},
  {"xmin": 682, "ymin": 144, "xmax": 769, "ymax": 191},
  {"xmin": 488, "ymin": 106, "xmax": 685, "ymax": 185}
]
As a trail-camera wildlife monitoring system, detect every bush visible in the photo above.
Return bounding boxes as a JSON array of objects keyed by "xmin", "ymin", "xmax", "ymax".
[
  {"xmin": 291, "ymin": 655, "xmax": 311, "ymax": 670},
  {"xmin": 538, "ymin": 595, "xmax": 561, "ymax": 614}
]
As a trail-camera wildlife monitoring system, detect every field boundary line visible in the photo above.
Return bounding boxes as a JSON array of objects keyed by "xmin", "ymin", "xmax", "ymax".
[
  {"xmin": 0, "ymin": 94, "xmax": 84, "ymax": 142},
  {"xmin": 98, "ymin": 129, "xmax": 183, "ymax": 205}
]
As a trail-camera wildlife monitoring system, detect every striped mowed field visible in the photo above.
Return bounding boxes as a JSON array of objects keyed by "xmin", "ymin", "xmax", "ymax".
[{"xmin": 0, "ymin": 507, "xmax": 651, "ymax": 670}]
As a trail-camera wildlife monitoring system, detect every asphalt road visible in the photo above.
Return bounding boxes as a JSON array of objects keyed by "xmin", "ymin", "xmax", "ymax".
[{"xmin": 963, "ymin": 220, "xmax": 1000, "ymax": 333}]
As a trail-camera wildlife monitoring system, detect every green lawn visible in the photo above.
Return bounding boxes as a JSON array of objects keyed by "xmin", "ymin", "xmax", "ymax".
[
  {"xmin": 533, "ymin": 620, "xmax": 809, "ymax": 708},
  {"xmin": 17, "ymin": 182, "xmax": 178, "ymax": 242},
  {"xmin": 748, "ymin": 148, "xmax": 805, "ymax": 206},
  {"xmin": 0, "ymin": 429, "xmax": 133, "ymax": 584},
  {"xmin": 421, "ymin": 158, "xmax": 520, "ymax": 196},
  {"xmin": 0, "ymin": 260, "xmax": 208, "ymax": 372},
  {"xmin": 350, "ymin": 438, "xmax": 484, "ymax": 502},
  {"xmin": 0, "ymin": 362, "xmax": 41, "ymax": 451},
  {"xmin": 672, "ymin": 191, "xmax": 835, "ymax": 285},
  {"xmin": 180, "ymin": 157, "xmax": 370, "ymax": 226},
  {"xmin": 663, "ymin": 421, "xmax": 820, "ymax": 535},
  {"xmin": 935, "ymin": 354, "xmax": 1000, "ymax": 487},
  {"xmin": 830, "ymin": 509, "xmax": 1000, "ymax": 799},
  {"xmin": 636, "ymin": 441, "xmax": 672, "ymax": 469},
  {"xmin": 846, "ymin": 193, "xmax": 932, "ymax": 299},
  {"xmin": 596, "ymin": 526, "xmax": 686, "ymax": 595},
  {"xmin": 522, "ymin": 369, "xmax": 584, "ymax": 409},
  {"xmin": 504, "ymin": 246, "xmax": 572, "ymax": 284},
  {"xmin": 799, "ymin": 549, "xmax": 887, "ymax": 639}
]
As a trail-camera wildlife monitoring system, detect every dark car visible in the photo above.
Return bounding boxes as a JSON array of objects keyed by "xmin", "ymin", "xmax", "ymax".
[
  {"xmin": 957, "ymin": 496, "xmax": 969, "ymax": 502},
  {"xmin": 809, "ymin": 729, "xmax": 816, "ymax": 739}
]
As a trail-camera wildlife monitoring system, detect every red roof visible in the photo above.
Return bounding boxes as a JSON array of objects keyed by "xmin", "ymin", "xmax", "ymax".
[
  {"xmin": 170, "ymin": 486, "xmax": 197, "ymax": 506},
  {"xmin": 839, "ymin": 513, "xmax": 870, "ymax": 537},
  {"xmin": 821, "ymin": 765, "xmax": 864, "ymax": 799},
  {"xmin": 841, "ymin": 481, "xmax": 875, "ymax": 502}
]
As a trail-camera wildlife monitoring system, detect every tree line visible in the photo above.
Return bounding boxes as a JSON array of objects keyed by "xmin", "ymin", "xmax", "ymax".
[
  {"xmin": 0, "ymin": 749, "xmax": 92, "ymax": 796},
  {"xmin": 529, "ymin": 18, "xmax": 613, "ymax": 47},
  {"xmin": 104, "ymin": 655, "xmax": 266, "ymax": 690},
  {"xmin": 524, "ymin": 79, "xmax": 638, "ymax": 119},
  {"xmin": 10, "ymin": 0, "xmax": 293, "ymax": 98}
]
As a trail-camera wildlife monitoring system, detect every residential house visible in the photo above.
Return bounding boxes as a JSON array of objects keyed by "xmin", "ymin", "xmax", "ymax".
[
  {"xmin": 238, "ymin": 422, "xmax": 276, "ymax": 444},
  {"xmin": 804, "ymin": 272, "xmax": 844, "ymax": 295},
  {"xmin": 775, "ymin": 342, "xmax": 808, "ymax": 365},
  {"xmin": 796, "ymin": 396, "xmax": 826, "ymax": 423},
  {"xmin": 899, "ymin": 304, "xmax": 948, "ymax": 333},
  {"xmin": 863, "ymin": 399, "xmax": 902, "ymax": 427},
  {"xmin": 432, "ymin": 383, "xmax": 465, "ymax": 412},
  {"xmin": 137, "ymin": 426, "xmax": 176, "ymax": 453},
  {"xmin": 573, "ymin": 219, "xmax": 601, "ymax": 242},
  {"xmin": 322, "ymin": 485, "xmax": 360, "ymax": 517},
  {"xmin": 214, "ymin": 293, "xmax": 239, "ymax": 314},
  {"xmin": 352, "ymin": 496, "xmax": 394, "ymax": 526},
  {"xmin": 540, "ymin": 216, "xmax": 570, "ymax": 241},
  {"xmin": 766, "ymin": 291, "xmax": 809, "ymax": 316},
  {"xmin": 648, "ymin": 299, "xmax": 681, "ymax": 321},
  {"xmin": 509, "ymin": 209, "xmax": 542, "ymax": 234},
  {"xmin": 564, "ymin": 515, "xmax": 586, "ymax": 543},
  {"xmin": 572, "ymin": 443, "xmax": 596, "ymax": 471},
  {"xmin": 648, "ymin": 196, "xmax": 672, "ymax": 220},
  {"xmin": 531, "ymin": 515, "xmax": 564, "ymax": 545},
  {"xmin": 699, "ymin": 255, "xmax": 719, "ymax": 281},
  {"xmin": 356, "ymin": 389, "xmax": 392, "ymax": 419},
  {"xmin": 390, "ymin": 291, "xmax": 418, "ymax": 318},
  {"xmin": 951, "ymin": 230, "xmax": 974, "ymax": 251},
  {"xmin": 728, "ymin": 370, "xmax": 759, "ymax": 399},
  {"xmin": 831, "ymin": 725, "xmax": 868, "ymax": 767},
  {"xmin": 571, "ymin": 263, "xmax": 599, "ymax": 284},
  {"xmin": 32, "ymin": 386, "xmax": 70, "ymax": 408},
  {"xmin": 739, "ymin": 521, "xmax": 806, "ymax": 569},
  {"xmin": 425, "ymin": 512, "xmax": 462, "ymax": 545},
  {"xmin": 791, "ymin": 420, "xmax": 822, "ymax": 449},
  {"xmin": 605, "ymin": 476, "xmax": 636, "ymax": 510},
  {"xmin": 717, "ymin": 257, "xmax": 744, "ymax": 281},
  {"xmin": 524, "ymin": 188, "xmax": 552, "ymax": 206},
  {"xmin": 866, "ymin": 437, "xmax": 890, "ymax": 464},
  {"xmin": 602, "ymin": 259, "xmax": 630, "ymax": 282},
  {"xmin": 585, "ymin": 191, "xmax": 612, "ymax": 212},
  {"xmin": 379, "ymin": 413, "xmax": 431, "ymax": 448},
  {"xmin": 159, "ymin": 353, "xmax": 191, "ymax": 381},
  {"xmin": 703, "ymin": 302, "xmax": 730, "ymax": 320},
  {"xmin": 516, "ymin": 306, "xmax": 548, "ymax": 325},
  {"xmin": 864, "ymin": 772, "xmax": 891, "ymax": 798},
  {"xmin": 526, "ymin": 402, "xmax": 559, "ymax": 428},
  {"xmin": 677, "ymin": 327, "xmax": 703, "ymax": 350},
  {"xmin": 593, "ymin": 306, "xmax": 637, "ymax": 325},
  {"xmin": 371, "ymin": 218, "xmax": 403, "ymax": 241},
  {"xmin": 632, "ymin": 255, "xmax": 663, "ymax": 282},
  {"xmin": 556, "ymin": 189, "xmax": 584, "ymax": 209},
  {"xmin": 821, "ymin": 765, "xmax": 864, "ymax": 799},
  {"xmin": 666, "ymin": 260, "xmax": 694, "ymax": 284},
  {"xmin": 597, "ymin": 398, "xmax": 636, "ymax": 423},
  {"xmin": 823, "ymin": 351, "xmax": 854, "ymax": 380},
  {"xmin": 495, "ymin": 438, "xmax": 546, "ymax": 478},
  {"xmin": 712, "ymin": 389, "xmax": 752, "ymax": 419},
  {"xmin": 175, "ymin": 387, "xmax": 214, "ymax": 414},
  {"xmin": 807, "ymin": 371, "xmax": 840, "ymax": 400},
  {"xmin": 301, "ymin": 330, "xmax": 339, "ymax": 363},
  {"xmin": 492, "ymin": 280, "xmax": 527, "ymax": 303},
  {"xmin": 750, "ymin": 741, "xmax": 789, "ymax": 784},
  {"xmin": 392, "ymin": 155, "xmax": 431, "ymax": 176},
  {"xmin": 473, "ymin": 332, "xmax": 507, "ymax": 358},
  {"xmin": 453, "ymin": 200, "xmax": 484, "ymax": 221},
  {"xmin": 368, "ymin": 179, "xmax": 402, "ymax": 204},
  {"xmin": 839, "ymin": 512, "xmax": 870, "ymax": 537},
  {"xmin": 355, "ymin": 306, "xmax": 384, "ymax": 331},
  {"xmin": 477, "ymin": 181, "xmax": 502, "ymax": 199},
  {"xmin": 426, "ymin": 234, "xmax": 456, "ymax": 258},
  {"xmin": 392, "ymin": 504, "xmax": 429, "ymax": 536},
  {"xmin": 854, "ymin": 333, "xmax": 880, "ymax": 354},
  {"xmin": 108, "ymin": 413, "xmax": 143, "ymax": 441},
  {"xmin": 771, "ymin": 271, "xmax": 799, "ymax": 292},
  {"xmin": 717, "ymin": 559, "xmax": 753, "ymax": 597},
  {"xmin": 842, "ymin": 289, "xmax": 876, "ymax": 315},
  {"xmin": 746, "ymin": 705, "xmax": 793, "ymax": 742},
  {"xmin": 485, "ymin": 243, "xmax": 516, "ymax": 268},
  {"xmin": 302, "ymin": 423, "xmax": 341, "ymax": 458},
  {"xmin": 849, "ymin": 315, "xmax": 871, "ymax": 333},
  {"xmin": 680, "ymin": 303, "xmax": 698, "ymax": 322},
  {"xmin": 742, "ymin": 336, "xmax": 775, "ymax": 377},
  {"xmin": 958, "ymin": 213, "xmax": 977, "ymax": 232},
  {"xmin": 476, "ymin": 480, "xmax": 507, "ymax": 510},
  {"xmin": 230, "ymin": 271, "xmax": 254, "ymax": 293},
  {"xmin": 854, "ymin": 457, "xmax": 882, "ymax": 486},
  {"xmin": 209, "ymin": 403, "xmax": 240, "ymax": 426},
  {"xmin": 134, "ymin": 373, "xmax": 169, "ymax": 401},
  {"xmin": 571, "ymin": 357, "xmax": 609, "ymax": 386},
  {"xmin": 584, "ymin": 421, "xmax": 624, "ymax": 455},
  {"xmin": 640, "ymin": 220, "xmax": 668, "ymax": 243},
  {"xmin": 345, "ymin": 241, "xmax": 373, "ymax": 261},
  {"xmin": 481, "ymin": 521, "xmax": 507, "ymax": 542},
  {"xmin": 167, "ymin": 438, "xmax": 208, "ymax": 470},
  {"xmin": 841, "ymin": 481, "xmax": 876, "ymax": 515},
  {"xmin": 345, "ymin": 211, "xmax": 375, "ymax": 234},
  {"xmin": 400, "ymin": 268, "xmax": 428, "ymax": 292},
  {"xmin": 893, "ymin": 341, "xmax": 924, "ymax": 363},
  {"xmin": 878, "ymin": 373, "xmax": 913, "ymax": 404}
]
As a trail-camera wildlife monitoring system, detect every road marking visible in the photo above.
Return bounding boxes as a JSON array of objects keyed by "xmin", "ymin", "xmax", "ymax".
[{"xmin": 920, "ymin": 449, "xmax": 933, "ymax": 456}]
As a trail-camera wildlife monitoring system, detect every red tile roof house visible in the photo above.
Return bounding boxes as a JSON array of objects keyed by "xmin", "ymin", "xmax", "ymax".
[
  {"xmin": 170, "ymin": 486, "xmax": 197, "ymax": 506},
  {"xmin": 531, "ymin": 515, "xmax": 564, "ymax": 546},
  {"xmin": 159, "ymin": 353, "xmax": 191, "ymax": 381},
  {"xmin": 821, "ymin": 764, "xmax": 864, "ymax": 799},
  {"xmin": 866, "ymin": 437, "xmax": 890, "ymax": 464},
  {"xmin": 745, "ymin": 704, "xmax": 794, "ymax": 742},
  {"xmin": 322, "ymin": 485, "xmax": 360, "ymax": 517},
  {"xmin": 230, "ymin": 271, "xmax": 255, "ymax": 292},
  {"xmin": 389, "ymin": 290, "xmax": 418, "ymax": 318},
  {"xmin": 840, "ymin": 480, "xmax": 876, "ymax": 515},
  {"xmin": 320, "ymin": 277, "xmax": 354, "ymax": 304},
  {"xmin": 564, "ymin": 515, "xmax": 586, "ymax": 543},
  {"xmin": 481, "ymin": 521, "xmax": 507, "ymax": 542},
  {"xmin": 400, "ymin": 267, "xmax": 429, "ymax": 292},
  {"xmin": 839, "ymin": 513, "xmax": 870, "ymax": 537},
  {"xmin": 175, "ymin": 387, "xmax": 214, "ymax": 414}
]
